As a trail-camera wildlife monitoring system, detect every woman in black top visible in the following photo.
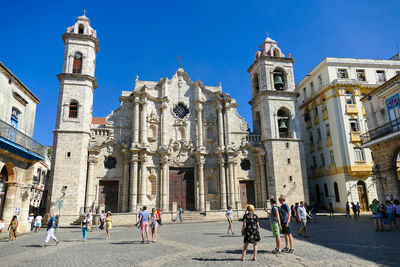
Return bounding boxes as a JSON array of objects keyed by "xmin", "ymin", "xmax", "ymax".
[{"xmin": 241, "ymin": 205, "xmax": 260, "ymax": 261}]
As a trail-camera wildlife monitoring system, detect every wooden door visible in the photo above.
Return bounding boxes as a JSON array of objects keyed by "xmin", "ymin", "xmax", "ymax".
[
  {"xmin": 98, "ymin": 181, "xmax": 119, "ymax": 213},
  {"xmin": 240, "ymin": 181, "xmax": 255, "ymax": 208},
  {"xmin": 169, "ymin": 168, "xmax": 195, "ymax": 210},
  {"xmin": 357, "ymin": 181, "xmax": 369, "ymax": 211}
]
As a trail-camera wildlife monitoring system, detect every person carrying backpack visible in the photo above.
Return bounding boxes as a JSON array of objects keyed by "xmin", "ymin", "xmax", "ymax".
[
  {"xmin": 279, "ymin": 195, "xmax": 294, "ymax": 253},
  {"xmin": 264, "ymin": 198, "xmax": 282, "ymax": 254}
]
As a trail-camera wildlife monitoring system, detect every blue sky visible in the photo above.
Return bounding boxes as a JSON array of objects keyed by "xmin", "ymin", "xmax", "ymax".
[{"xmin": 1, "ymin": 0, "xmax": 399, "ymax": 145}]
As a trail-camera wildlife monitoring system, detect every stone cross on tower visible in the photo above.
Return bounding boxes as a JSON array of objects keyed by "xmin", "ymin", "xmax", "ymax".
[
  {"xmin": 83, "ymin": 9, "xmax": 87, "ymax": 16},
  {"xmin": 177, "ymin": 55, "xmax": 183, "ymax": 68}
]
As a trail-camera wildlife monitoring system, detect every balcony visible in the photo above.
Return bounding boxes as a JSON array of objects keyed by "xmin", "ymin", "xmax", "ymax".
[
  {"xmin": 350, "ymin": 162, "xmax": 372, "ymax": 176},
  {"xmin": 350, "ymin": 131, "xmax": 362, "ymax": 143},
  {"xmin": 317, "ymin": 140, "xmax": 323, "ymax": 150},
  {"xmin": 326, "ymin": 135, "xmax": 332, "ymax": 146},
  {"xmin": 361, "ymin": 119, "xmax": 400, "ymax": 145},
  {"xmin": 0, "ymin": 119, "xmax": 44, "ymax": 161},
  {"xmin": 246, "ymin": 134, "xmax": 261, "ymax": 147},
  {"xmin": 346, "ymin": 104, "xmax": 358, "ymax": 115},
  {"xmin": 322, "ymin": 109, "xmax": 329, "ymax": 120}
]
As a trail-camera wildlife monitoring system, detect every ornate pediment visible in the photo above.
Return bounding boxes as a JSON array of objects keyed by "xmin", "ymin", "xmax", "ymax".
[{"xmin": 168, "ymin": 139, "xmax": 194, "ymax": 167}]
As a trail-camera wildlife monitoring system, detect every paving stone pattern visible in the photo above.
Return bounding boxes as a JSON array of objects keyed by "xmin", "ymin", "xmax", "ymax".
[{"xmin": 0, "ymin": 216, "xmax": 399, "ymax": 266}]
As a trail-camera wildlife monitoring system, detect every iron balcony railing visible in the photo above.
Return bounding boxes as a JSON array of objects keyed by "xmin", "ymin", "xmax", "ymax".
[
  {"xmin": 361, "ymin": 119, "xmax": 400, "ymax": 144},
  {"xmin": 0, "ymin": 119, "xmax": 44, "ymax": 156}
]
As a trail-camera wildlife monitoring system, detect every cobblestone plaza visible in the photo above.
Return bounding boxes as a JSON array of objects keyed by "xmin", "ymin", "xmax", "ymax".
[{"xmin": 0, "ymin": 216, "xmax": 399, "ymax": 266}]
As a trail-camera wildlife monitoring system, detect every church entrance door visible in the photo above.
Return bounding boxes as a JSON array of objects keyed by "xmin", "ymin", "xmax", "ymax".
[
  {"xmin": 239, "ymin": 181, "xmax": 255, "ymax": 208},
  {"xmin": 98, "ymin": 180, "xmax": 119, "ymax": 213},
  {"xmin": 169, "ymin": 168, "xmax": 195, "ymax": 211}
]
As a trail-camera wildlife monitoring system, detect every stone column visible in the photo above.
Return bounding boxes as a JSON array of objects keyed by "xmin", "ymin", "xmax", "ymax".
[
  {"xmin": 132, "ymin": 98, "xmax": 140, "ymax": 145},
  {"xmin": 160, "ymin": 104, "xmax": 167, "ymax": 146},
  {"xmin": 129, "ymin": 154, "xmax": 139, "ymax": 212},
  {"xmin": 224, "ymin": 103, "xmax": 231, "ymax": 146},
  {"xmin": 121, "ymin": 159, "xmax": 129, "ymax": 212},
  {"xmin": 227, "ymin": 157, "xmax": 235, "ymax": 206},
  {"xmin": 161, "ymin": 155, "xmax": 169, "ymax": 211},
  {"xmin": 138, "ymin": 153, "xmax": 147, "ymax": 204},
  {"xmin": 219, "ymin": 157, "xmax": 227, "ymax": 209},
  {"xmin": 256, "ymin": 154, "xmax": 266, "ymax": 206},
  {"xmin": 140, "ymin": 100, "xmax": 147, "ymax": 144},
  {"xmin": 85, "ymin": 155, "xmax": 97, "ymax": 209},
  {"xmin": 196, "ymin": 103, "xmax": 204, "ymax": 149},
  {"xmin": 198, "ymin": 156, "xmax": 205, "ymax": 212},
  {"xmin": 217, "ymin": 105, "xmax": 224, "ymax": 147}
]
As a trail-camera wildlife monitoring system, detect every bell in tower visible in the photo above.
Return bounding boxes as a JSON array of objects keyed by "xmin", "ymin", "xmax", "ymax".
[{"xmin": 273, "ymin": 72, "xmax": 285, "ymax": 90}]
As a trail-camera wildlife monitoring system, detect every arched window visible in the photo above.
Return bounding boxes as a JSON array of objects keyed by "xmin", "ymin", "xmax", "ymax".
[
  {"xmin": 322, "ymin": 98, "xmax": 327, "ymax": 111},
  {"xmin": 345, "ymin": 91, "xmax": 355, "ymax": 104},
  {"xmin": 206, "ymin": 127, "xmax": 214, "ymax": 140},
  {"xmin": 254, "ymin": 112, "xmax": 261, "ymax": 134},
  {"xmin": 78, "ymin": 24, "xmax": 84, "ymax": 34},
  {"xmin": 69, "ymin": 101, "xmax": 78, "ymax": 118},
  {"xmin": 10, "ymin": 107, "xmax": 21, "ymax": 128},
  {"xmin": 334, "ymin": 182, "xmax": 340, "ymax": 202},
  {"xmin": 273, "ymin": 68, "xmax": 285, "ymax": 90},
  {"xmin": 253, "ymin": 73, "xmax": 260, "ymax": 94},
  {"xmin": 147, "ymin": 175, "xmax": 157, "ymax": 195},
  {"xmin": 277, "ymin": 108, "xmax": 290, "ymax": 138},
  {"xmin": 273, "ymin": 49, "xmax": 280, "ymax": 57},
  {"xmin": 148, "ymin": 124, "xmax": 157, "ymax": 141},
  {"xmin": 304, "ymin": 109, "xmax": 310, "ymax": 122},
  {"xmin": 324, "ymin": 183, "xmax": 329, "ymax": 197},
  {"xmin": 73, "ymin": 53, "xmax": 83, "ymax": 74},
  {"xmin": 313, "ymin": 103, "xmax": 318, "ymax": 117}
]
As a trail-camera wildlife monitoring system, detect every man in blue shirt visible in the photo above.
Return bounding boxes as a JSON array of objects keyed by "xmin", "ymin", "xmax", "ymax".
[{"xmin": 43, "ymin": 212, "xmax": 59, "ymax": 247}]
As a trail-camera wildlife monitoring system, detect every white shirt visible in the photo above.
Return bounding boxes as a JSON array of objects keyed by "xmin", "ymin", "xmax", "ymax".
[
  {"xmin": 28, "ymin": 216, "xmax": 34, "ymax": 223},
  {"xmin": 0, "ymin": 222, "xmax": 4, "ymax": 229},
  {"xmin": 88, "ymin": 212, "xmax": 93, "ymax": 222},
  {"xmin": 226, "ymin": 209, "xmax": 233, "ymax": 219},
  {"xmin": 35, "ymin": 216, "xmax": 42, "ymax": 223},
  {"xmin": 298, "ymin": 206, "xmax": 307, "ymax": 219}
]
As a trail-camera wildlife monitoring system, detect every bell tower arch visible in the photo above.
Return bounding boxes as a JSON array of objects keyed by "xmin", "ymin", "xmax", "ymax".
[{"xmin": 248, "ymin": 35, "xmax": 308, "ymax": 204}]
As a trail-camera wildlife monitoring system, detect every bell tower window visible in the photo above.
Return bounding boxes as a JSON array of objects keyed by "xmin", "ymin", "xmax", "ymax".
[
  {"xmin": 278, "ymin": 109, "xmax": 290, "ymax": 138},
  {"xmin": 69, "ymin": 101, "xmax": 78, "ymax": 118},
  {"xmin": 273, "ymin": 68, "xmax": 285, "ymax": 90},
  {"xmin": 10, "ymin": 107, "xmax": 21, "ymax": 129},
  {"xmin": 78, "ymin": 24, "xmax": 84, "ymax": 34},
  {"xmin": 72, "ymin": 53, "xmax": 83, "ymax": 74},
  {"xmin": 252, "ymin": 73, "xmax": 260, "ymax": 94}
]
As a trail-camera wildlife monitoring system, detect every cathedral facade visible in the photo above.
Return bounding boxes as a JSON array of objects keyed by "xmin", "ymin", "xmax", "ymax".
[{"xmin": 48, "ymin": 15, "xmax": 308, "ymax": 225}]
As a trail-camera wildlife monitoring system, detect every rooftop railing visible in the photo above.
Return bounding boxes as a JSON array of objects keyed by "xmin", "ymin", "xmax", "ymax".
[
  {"xmin": 361, "ymin": 119, "xmax": 400, "ymax": 144},
  {"xmin": 0, "ymin": 119, "xmax": 44, "ymax": 156}
]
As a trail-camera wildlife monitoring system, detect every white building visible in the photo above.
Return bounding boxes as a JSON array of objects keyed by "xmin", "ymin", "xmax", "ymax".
[{"xmin": 295, "ymin": 57, "xmax": 400, "ymax": 211}]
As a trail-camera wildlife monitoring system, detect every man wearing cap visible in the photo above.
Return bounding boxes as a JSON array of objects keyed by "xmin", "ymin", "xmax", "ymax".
[{"xmin": 28, "ymin": 213, "xmax": 34, "ymax": 232}]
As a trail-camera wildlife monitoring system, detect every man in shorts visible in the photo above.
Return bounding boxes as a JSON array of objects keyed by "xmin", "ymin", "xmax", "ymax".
[
  {"xmin": 297, "ymin": 201, "xmax": 312, "ymax": 237},
  {"xmin": 265, "ymin": 198, "xmax": 282, "ymax": 254},
  {"xmin": 279, "ymin": 195, "xmax": 294, "ymax": 253}
]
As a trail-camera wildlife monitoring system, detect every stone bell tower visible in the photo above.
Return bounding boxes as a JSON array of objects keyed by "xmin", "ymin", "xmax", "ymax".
[
  {"xmin": 248, "ymin": 36, "xmax": 308, "ymax": 204},
  {"xmin": 48, "ymin": 14, "xmax": 99, "ymax": 224}
]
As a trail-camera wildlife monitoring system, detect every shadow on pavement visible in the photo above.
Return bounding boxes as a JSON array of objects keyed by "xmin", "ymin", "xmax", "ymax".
[
  {"xmin": 216, "ymin": 249, "xmax": 271, "ymax": 255},
  {"xmin": 259, "ymin": 215, "xmax": 400, "ymax": 266},
  {"xmin": 111, "ymin": 240, "xmax": 143, "ymax": 245},
  {"xmin": 192, "ymin": 257, "xmax": 241, "ymax": 262},
  {"xmin": 22, "ymin": 244, "xmax": 43, "ymax": 248}
]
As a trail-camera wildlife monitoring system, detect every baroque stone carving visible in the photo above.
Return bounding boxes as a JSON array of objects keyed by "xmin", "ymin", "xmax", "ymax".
[{"xmin": 168, "ymin": 138, "xmax": 194, "ymax": 166}]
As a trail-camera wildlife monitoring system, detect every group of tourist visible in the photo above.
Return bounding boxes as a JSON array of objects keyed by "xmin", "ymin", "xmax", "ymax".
[
  {"xmin": 345, "ymin": 201, "xmax": 361, "ymax": 220},
  {"xmin": 370, "ymin": 198, "xmax": 400, "ymax": 231},
  {"xmin": 238, "ymin": 195, "xmax": 311, "ymax": 261}
]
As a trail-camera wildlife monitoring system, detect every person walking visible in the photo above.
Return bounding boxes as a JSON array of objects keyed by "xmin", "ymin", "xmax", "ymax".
[
  {"xmin": 351, "ymin": 203, "xmax": 358, "ymax": 220},
  {"xmin": 370, "ymin": 199, "xmax": 383, "ymax": 231},
  {"xmin": 294, "ymin": 203, "xmax": 299, "ymax": 222},
  {"xmin": 241, "ymin": 205, "xmax": 260, "ymax": 261},
  {"xmin": 279, "ymin": 195, "xmax": 294, "ymax": 253},
  {"xmin": 138, "ymin": 206, "xmax": 150, "ymax": 244},
  {"xmin": 225, "ymin": 205, "xmax": 235, "ymax": 235},
  {"xmin": 81, "ymin": 215, "xmax": 89, "ymax": 242},
  {"xmin": 99, "ymin": 210, "xmax": 105, "ymax": 230},
  {"xmin": 105, "ymin": 211, "xmax": 113, "ymax": 239},
  {"xmin": 356, "ymin": 202, "xmax": 361, "ymax": 217},
  {"xmin": 87, "ymin": 210, "xmax": 93, "ymax": 231},
  {"xmin": 297, "ymin": 201, "xmax": 312, "ymax": 237},
  {"xmin": 328, "ymin": 203, "xmax": 334, "ymax": 218},
  {"xmin": 264, "ymin": 198, "xmax": 282, "ymax": 254},
  {"xmin": 393, "ymin": 199, "xmax": 400, "ymax": 231},
  {"xmin": 178, "ymin": 206, "xmax": 183, "ymax": 223},
  {"xmin": 345, "ymin": 202, "xmax": 350, "ymax": 218},
  {"xmin": 34, "ymin": 214, "xmax": 42, "ymax": 233},
  {"xmin": 310, "ymin": 202, "xmax": 318, "ymax": 223},
  {"xmin": 28, "ymin": 213, "xmax": 34, "ymax": 231},
  {"xmin": 0, "ymin": 218, "xmax": 4, "ymax": 233},
  {"xmin": 43, "ymin": 212, "xmax": 59, "ymax": 247},
  {"xmin": 8, "ymin": 216, "xmax": 18, "ymax": 241},
  {"xmin": 150, "ymin": 208, "xmax": 159, "ymax": 242}
]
